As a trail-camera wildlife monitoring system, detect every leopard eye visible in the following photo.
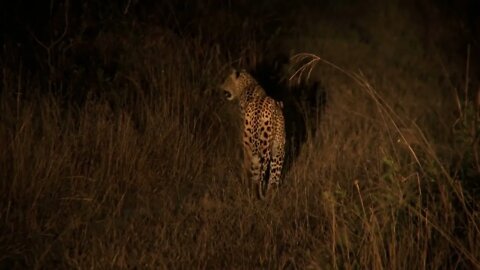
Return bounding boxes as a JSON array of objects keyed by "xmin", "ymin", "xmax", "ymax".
[{"xmin": 224, "ymin": 90, "xmax": 232, "ymax": 99}]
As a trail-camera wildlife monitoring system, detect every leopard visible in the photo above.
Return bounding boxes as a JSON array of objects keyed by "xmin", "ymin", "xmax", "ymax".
[{"xmin": 220, "ymin": 68, "xmax": 286, "ymax": 199}]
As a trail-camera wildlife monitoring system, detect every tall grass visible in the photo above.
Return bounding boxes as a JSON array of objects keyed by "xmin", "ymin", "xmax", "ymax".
[
  {"xmin": 1, "ymin": 0, "xmax": 479, "ymax": 269},
  {"xmin": 288, "ymin": 51, "xmax": 480, "ymax": 269}
]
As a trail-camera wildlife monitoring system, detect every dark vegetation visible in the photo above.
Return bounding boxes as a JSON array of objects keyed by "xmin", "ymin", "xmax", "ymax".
[{"xmin": 1, "ymin": 0, "xmax": 479, "ymax": 268}]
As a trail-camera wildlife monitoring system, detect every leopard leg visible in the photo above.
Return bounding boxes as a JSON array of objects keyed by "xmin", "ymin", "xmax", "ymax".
[
  {"xmin": 257, "ymin": 152, "xmax": 271, "ymax": 199},
  {"xmin": 268, "ymin": 117, "xmax": 285, "ymax": 192},
  {"xmin": 250, "ymin": 154, "xmax": 262, "ymax": 194},
  {"xmin": 268, "ymin": 148, "xmax": 284, "ymax": 191}
]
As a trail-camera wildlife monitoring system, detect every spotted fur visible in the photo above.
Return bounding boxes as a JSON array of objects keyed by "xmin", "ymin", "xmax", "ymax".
[{"xmin": 220, "ymin": 68, "xmax": 285, "ymax": 199}]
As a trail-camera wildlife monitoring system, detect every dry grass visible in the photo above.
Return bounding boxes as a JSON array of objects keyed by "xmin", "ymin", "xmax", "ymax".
[{"xmin": 1, "ymin": 1, "xmax": 479, "ymax": 269}]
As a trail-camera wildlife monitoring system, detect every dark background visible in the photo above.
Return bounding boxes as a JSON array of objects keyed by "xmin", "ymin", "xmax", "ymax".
[{"xmin": 1, "ymin": 0, "xmax": 479, "ymax": 83}]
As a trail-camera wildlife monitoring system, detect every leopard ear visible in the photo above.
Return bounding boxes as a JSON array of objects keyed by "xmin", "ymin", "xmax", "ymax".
[{"xmin": 228, "ymin": 67, "xmax": 239, "ymax": 78}]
